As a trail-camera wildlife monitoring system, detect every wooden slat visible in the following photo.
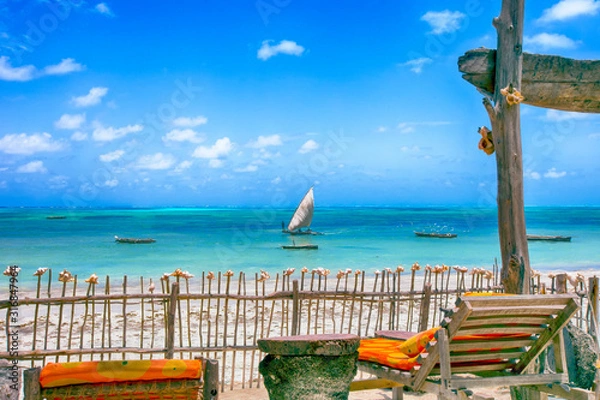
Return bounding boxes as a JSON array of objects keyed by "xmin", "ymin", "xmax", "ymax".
[
  {"xmin": 451, "ymin": 373, "xmax": 566, "ymax": 389},
  {"xmin": 432, "ymin": 361, "xmax": 515, "ymax": 375},
  {"xmin": 460, "ymin": 316, "xmax": 552, "ymax": 327},
  {"xmin": 469, "ymin": 306, "xmax": 562, "ymax": 318},
  {"xmin": 455, "ymin": 325, "xmax": 545, "ymax": 336},
  {"xmin": 356, "ymin": 362, "xmax": 412, "ymax": 386},
  {"xmin": 349, "ymin": 378, "xmax": 402, "ymax": 391},
  {"xmin": 449, "ymin": 338, "xmax": 534, "ymax": 352},
  {"xmin": 459, "ymin": 295, "xmax": 574, "ymax": 309},
  {"xmin": 448, "ymin": 350, "xmax": 525, "ymax": 363}
]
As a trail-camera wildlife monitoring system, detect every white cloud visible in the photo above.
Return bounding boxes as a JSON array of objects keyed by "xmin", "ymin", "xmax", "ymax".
[
  {"xmin": 0, "ymin": 133, "xmax": 63, "ymax": 154},
  {"xmin": 401, "ymin": 145, "xmax": 420, "ymax": 152},
  {"xmin": 193, "ymin": 137, "xmax": 233, "ymax": 159},
  {"xmin": 71, "ymin": 131, "xmax": 88, "ymax": 141},
  {"xmin": 538, "ymin": 0, "xmax": 600, "ymax": 22},
  {"xmin": 421, "ymin": 10, "xmax": 466, "ymax": 34},
  {"xmin": 43, "ymin": 58, "xmax": 85, "ymax": 75},
  {"xmin": 257, "ymin": 40, "xmax": 305, "ymax": 61},
  {"xmin": 174, "ymin": 160, "xmax": 192, "ymax": 172},
  {"xmin": 163, "ymin": 128, "xmax": 204, "ymax": 143},
  {"xmin": 0, "ymin": 56, "xmax": 84, "ymax": 82},
  {"xmin": 135, "ymin": 153, "xmax": 176, "ymax": 170},
  {"xmin": 399, "ymin": 57, "xmax": 432, "ymax": 74},
  {"xmin": 172, "ymin": 116, "xmax": 208, "ymax": 127},
  {"xmin": 99, "ymin": 149, "xmax": 125, "ymax": 162},
  {"xmin": 48, "ymin": 175, "xmax": 69, "ymax": 189},
  {"xmin": 272, "ymin": 176, "xmax": 281, "ymax": 184},
  {"xmin": 92, "ymin": 123, "xmax": 143, "ymax": 142},
  {"xmin": 525, "ymin": 170, "xmax": 541, "ymax": 180},
  {"xmin": 398, "ymin": 123, "xmax": 415, "ymax": 134},
  {"xmin": 545, "ymin": 109, "xmax": 589, "ymax": 121},
  {"xmin": 299, "ymin": 139, "xmax": 319, "ymax": 154},
  {"xmin": 544, "ymin": 167, "xmax": 567, "ymax": 178},
  {"xmin": 209, "ymin": 159, "xmax": 224, "ymax": 168},
  {"xmin": 95, "ymin": 3, "xmax": 114, "ymax": 16},
  {"xmin": 524, "ymin": 33, "xmax": 578, "ymax": 50},
  {"xmin": 102, "ymin": 179, "xmax": 118, "ymax": 187},
  {"xmin": 235, "ymin": 164, "xmax": 259, "ymax": 172},
  {"xmin": 17, "ymin": 160, "xmax": 46, "ymax": 173},
  {"xmin": 55, "ymin": 113, "xmax": 86, "ymax": 130},
  {"xmin": 589, "ymin": 133, "xmax": 600, "ymax": 139},
  {"xmin": 377, "ymin": 126, "xmax": 388, "ymax": 133},
  {"xmin": 0, "ymin": 56, "xmax": 35, "ymax": 81},
  {"xmin": 248, "ymin": 134, "xmax": 282, "ymax": 148},
  {"xmin": 72, "ymin": 87, "xmax": 109, "ymax": 107}
]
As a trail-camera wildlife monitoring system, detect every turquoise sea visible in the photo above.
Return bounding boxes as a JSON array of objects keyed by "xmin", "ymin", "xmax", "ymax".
[{"xmin": 1, "ymin": 207, "xmax": 599, "ymax": 290}]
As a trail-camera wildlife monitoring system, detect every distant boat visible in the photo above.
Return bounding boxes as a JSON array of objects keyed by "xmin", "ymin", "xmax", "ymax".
[
  {"xmin": 281, "ymin": 243, "xmax": 318, "ymax": 250},
  {"xmin": 527, "ymin": 234, "xmax": 571, "ymax": 242},
  {"xmin": 115, "ymin": 236, "xmax": 156, "ymax": 244},
  {"xmin": 414, "ymin": 231, "xmax": 458, "ymax": 239},
  {"xmin": 46, "ymin": 215, "xmax": 67, "ymax": 220},
  {"xmin": 282, "ymin": 187, "xmax": 322, "ymax": 235}
]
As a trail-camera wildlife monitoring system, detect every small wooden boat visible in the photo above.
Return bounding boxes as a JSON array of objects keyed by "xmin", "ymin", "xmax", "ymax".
[
  {"xmin": 414, "ymin": 231, "xmax": 457, "ymax": 239},
  {"xmin": 46, "ymin": 215, "xmax": 67, "ymax": 220},
  {"xmin": 526, "ymin": 234, "xmax": 571, "ymax": 242},
  {"xmin": 281, "ymin": 244, "xmax": 318, "ymax": 250},
  {"xmin": 115, "ymin": 236, "xmax": 156, "ymax": 244}
]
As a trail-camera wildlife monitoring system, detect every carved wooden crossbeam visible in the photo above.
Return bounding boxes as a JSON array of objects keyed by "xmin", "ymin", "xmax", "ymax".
[{"xmin": 459, "ymin": 47, "xmax": 600, "ymax": 113}]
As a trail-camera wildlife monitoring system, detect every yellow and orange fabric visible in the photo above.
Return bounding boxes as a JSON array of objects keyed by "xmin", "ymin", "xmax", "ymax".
[
  {"xmin": 358, "ymin": 327, "xmax": 532, "ymax": 371},
  {"xmin": 358, "ymin": 327, "xmax": 439, "ymax": 371},
  {"xmin": 39, "ymin": 359, "xmax": 202, "ymax": 388}
]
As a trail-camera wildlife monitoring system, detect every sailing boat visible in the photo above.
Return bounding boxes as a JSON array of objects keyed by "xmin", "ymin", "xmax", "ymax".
[{"xmin": 282, "ymin": 187, "xmax": 322, "ymax": 235}]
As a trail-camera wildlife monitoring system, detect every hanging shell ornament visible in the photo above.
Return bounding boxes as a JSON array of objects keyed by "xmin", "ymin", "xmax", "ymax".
[
  {"xmin": 161, "ymin": 273, "xmax": 170, "ymax": 281},
  {"xmin": 224, "ymin": 270, "xmax": 234, "ymax": 277},
  {"xmin": 33, "ymin": 267, "xmax": 48, "ymax": 276},
  {"xmin": 4, "ymin": 265, "xmax": 21, "ymax": 276},
  {"xmin": 85, "ymin": 273, "xmax": 99, "ymax": 284},
  {"xmin": 500, "ymin": 84, "xmax": 524, "ymax": 106},
  {"xmin": 396, "ymin": 265, "xmax": 404, "ymax": 273},
  {"xmin": 180, "ymin": 271, "xmax": 194, "ymax": 279},
  {"xmin": 301, "ymin": 267, "xmax": 309, "ymax": 273},
  {"xmin": 284, "ymin": 268, "xmax": 295, "ymax": 276},
  {"xmin": 477, "ymin": 126, "xmax": 494, "ymax": 155},
  {"xmin": 206, "ymin": 271, "xmax": 215, "ymax": 280},
  {"xmin": 58, "ymin": 269, "xmax": 74, "ymax": 282},
  {"xmin": 411, "ymin": 262, "xmax": 421, "ymax": 271},
  {"xmin": 336, "ymin": 270, "xmax": 345, "ymax": 279}
]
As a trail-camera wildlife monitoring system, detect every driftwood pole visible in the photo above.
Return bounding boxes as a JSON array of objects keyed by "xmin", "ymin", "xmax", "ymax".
[{"xmin": 483, "ymin": 0, "xmax": 530, "ymax": 294}]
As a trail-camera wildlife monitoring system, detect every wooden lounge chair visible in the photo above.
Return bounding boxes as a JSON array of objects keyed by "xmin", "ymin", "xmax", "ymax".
[
  {"xmin": 23, "ymin": 357, "xmax": 219, "ymax": 400},
  {"xmin": 353, "ymin": 294, "xmax": 583, "ymax": 400}
]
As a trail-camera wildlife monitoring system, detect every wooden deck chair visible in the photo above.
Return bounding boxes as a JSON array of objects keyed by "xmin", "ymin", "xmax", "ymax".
[
  {"xmin": 353, "ymin": 294, "xmax": 583, "ymax": 400},
  {"xmin": 23, "ymin": 357, "xmax": 219, "ymax": 400}
]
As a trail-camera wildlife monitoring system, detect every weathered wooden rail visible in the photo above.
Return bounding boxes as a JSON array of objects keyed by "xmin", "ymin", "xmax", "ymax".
[{"xmin": 1, "ymin": 265, "xmax": 598, "ymax": 393}]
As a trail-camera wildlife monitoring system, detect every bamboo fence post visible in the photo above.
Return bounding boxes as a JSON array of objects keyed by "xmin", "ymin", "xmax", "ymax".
[
  {"xmin": 365, "ymin": 272, "xmax": 379, "ymax": 336},
  {"xmin": 419, "ymin": 283, "xmax": 432, "ymax": 332},
  {"xmin": 122, "ymin": 275, "xmax": 127, "ymax": 357},
  {"xmin": 42, "ymin": 269, "xmax": 52, "ymax": 365},
  {"xmin": 306, "ymin": 271, "xmax": 315, "ymax": 335},
  {"xmin": 292, "ymin": 280, "xmax": 299, "ymax": 335},
  {"xmin": 214, "ymin": 272, "xmax": 222, "ymax": 349},
  {"xmin": 31, "ymin": 269, "xmax": 45, "ymax": 358},
  {"xmin": 140, "ymin": 276, "xmax": 145, "ymax": 360},
  {"xmin": 106, "ymin": 275, "xmax": 112, "ymax": 360},
  {"xmin": 241, "ymin": 273, "xmax": 248, "ymax": 389},
  {"xmin": 221, "ymin": 270, "xmax": 233, "ymax": 392},
  {"xmin": 347, "ymin": 270, "xmax": 359, "ymax": 334},
  {"xmin": 231, "ymin": 272, "xmax": 243, "ymax": 390},
  {"xmin": 166, "ymin": 282, "xmax": 178, "ymax": 359},
  {"xmin": 149, "ymin": 278, "xmax": 156, "ymax": 356},
  {"xmin": 556, "ymin": 274, "xmax": 568, "ymax": 294},
  {"xmin": 67, "ymin": 275, "xmax": 78, "ymax": 361},
  {"xmin": 184, "ymin": 276, "xmax": 192, "ymax": 358}
]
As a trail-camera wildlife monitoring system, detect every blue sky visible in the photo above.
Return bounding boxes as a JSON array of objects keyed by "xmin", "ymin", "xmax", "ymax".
[{"xmin": 1, "ymin": 0, "xmax": 599, "ymax": 208}]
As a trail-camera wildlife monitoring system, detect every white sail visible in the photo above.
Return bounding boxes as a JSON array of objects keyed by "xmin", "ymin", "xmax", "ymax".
[{"xmin": 287, "ymin": 187, "xmax": 314, "ymax": 232}]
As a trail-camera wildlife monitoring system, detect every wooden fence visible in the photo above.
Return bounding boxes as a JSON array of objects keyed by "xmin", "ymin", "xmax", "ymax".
[{"xmin": 1, "ymin": 264, "xmax": 598, "ymax": 392}]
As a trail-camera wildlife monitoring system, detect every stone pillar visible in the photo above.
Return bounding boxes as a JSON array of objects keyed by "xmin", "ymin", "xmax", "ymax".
[
  {"xmin": 258, "ymin": 334, "xmax": 360, "ymax": 400},
  {"xmin": 0, "ymin": 359, "xmax": 20, "ymax": 400}
]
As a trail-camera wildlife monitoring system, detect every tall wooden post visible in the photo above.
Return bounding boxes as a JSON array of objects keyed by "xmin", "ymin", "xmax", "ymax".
[{"xmin": 483, "ymin": 0, "xmax": 530, "ymax": 294}]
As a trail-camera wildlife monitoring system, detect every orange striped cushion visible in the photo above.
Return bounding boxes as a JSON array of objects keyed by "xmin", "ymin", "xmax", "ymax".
[{"xmin": 40, "ymin": 359, "xmax": 202, "ymax": 388}]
